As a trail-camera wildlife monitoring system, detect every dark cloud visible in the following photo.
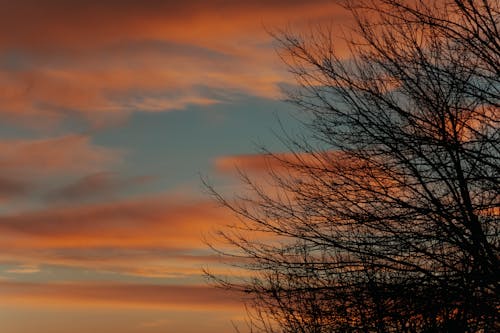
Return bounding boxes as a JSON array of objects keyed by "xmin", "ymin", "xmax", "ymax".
[
  {"xmin": 0, "ymin": 0, "xmax": 337, "ymax": 51},
  {"xmin": 46, "ymin": 172, "xmax": 153, "ymax": 202},
  {"xmin": 0, "ymin": 177, "xmax": 32, "ymax": 198}
]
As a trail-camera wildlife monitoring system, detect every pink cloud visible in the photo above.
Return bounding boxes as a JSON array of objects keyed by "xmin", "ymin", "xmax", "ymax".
[
  {"xmin": 0, "ymin": 135, "xmax": 123, "ymax": 207},
  {"xmin": 0, "ymin": 135, "xmax": 121, "ymax": 177}
]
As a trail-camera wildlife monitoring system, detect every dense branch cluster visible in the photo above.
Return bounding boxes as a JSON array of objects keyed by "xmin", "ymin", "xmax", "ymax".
[{"xmin": 208, "ymin": 1, "xmax": 499, "ymax": 332}]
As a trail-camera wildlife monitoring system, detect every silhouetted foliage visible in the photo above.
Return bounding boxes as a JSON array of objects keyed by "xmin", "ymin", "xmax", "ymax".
[{"xmin": 207, "ymin": 1, "xmax": 499, "ymax": 332}]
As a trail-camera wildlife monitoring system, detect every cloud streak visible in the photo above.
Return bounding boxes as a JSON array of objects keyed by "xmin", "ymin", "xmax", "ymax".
[
  {"xmin": 0, "ymin": 135, "xmax": 120, "ymax": 177},
  {"xmin": 0, "ymin": 0, "xmax": 347, "ymax": 126},
  {"xmin": 0, "ymin": 194, "xmax": 239, "ymax": 279},
  {"xmin": 46, "ymin": 172, "xmax": 153, "ymax": 202},
  {"xmin": 0, "ymin": 280, "xmax": 240, "ymax": 309},
  {"xmin": 0, "ymin": 196, "xmax": 226, "ymax": 248},
  {"xmin": 0, "ymin": 0, "xmax": 337, "ymax": 50}
]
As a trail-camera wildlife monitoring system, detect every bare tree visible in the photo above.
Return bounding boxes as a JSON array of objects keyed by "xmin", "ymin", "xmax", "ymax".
[{"xmin": 207, "ymin": 1, "xmax": 499, "ymax": 332}]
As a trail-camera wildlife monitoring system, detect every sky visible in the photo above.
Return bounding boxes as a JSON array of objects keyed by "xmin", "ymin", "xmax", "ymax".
[{"xmin": 0, "ymin": 1, "xmax": 351, "ymax": 332}]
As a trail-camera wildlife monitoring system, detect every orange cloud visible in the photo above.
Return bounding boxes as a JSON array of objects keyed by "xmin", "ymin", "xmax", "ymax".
[
  {"xmin": 0, "ymin": 1, "xmax": 351, "ymax": 126},
  {"xmin": 214, "ymin": 151, "xmax": 345, "ymax": 175},
  {"xmin": 0, "ymin": 194, "xmax": 242, "ymax": 279},
  {"xmin": 0, "ymin": 196, "xmax": 227, "ymax": 249},
  {"xmin": 0, "ymin": 246, "xmax": 245, "ymax": 280},
  {"xmin": 215, "ymin": 153, "xmax": 285, "ymax": 174},
  {"xmin": 0, "ymin": 280, "xmax": 241, "ymax": 310},
  {"xmin": 0, "ymin": 1, "xmax": 342, "ymax": 50}
]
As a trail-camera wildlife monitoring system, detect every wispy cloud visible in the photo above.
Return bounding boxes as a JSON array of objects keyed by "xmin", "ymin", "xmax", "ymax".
[
  {"xmin": 0, "ymin": 135, "xmax": 121, "ymax": 177},
  {"xmin": 45, "ymin": 172, "xmax": 153, "ymax": 203},
  {"xmin": 0, "ymin": 194, "xmax": 239, "ymax": 279},
  {"xmin": 0, "ymin": 195, "xmax": 227, "ymax": 248},
  {"xmin": 0, "ymin": 280, "xmax": 241, "ymax": 309},
  {"xmin": 0, "ymin": 0, "xmax": 347, "ymax": 126},
  {"xmin": 5, "ymin": 264, "xmax": 40, "ymax": 274}
]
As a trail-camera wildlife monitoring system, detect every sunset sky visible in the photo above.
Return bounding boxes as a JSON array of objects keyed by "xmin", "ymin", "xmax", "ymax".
[{"xmin": 0, "ymin": 1, "xmax": 351, "ymax": 332}]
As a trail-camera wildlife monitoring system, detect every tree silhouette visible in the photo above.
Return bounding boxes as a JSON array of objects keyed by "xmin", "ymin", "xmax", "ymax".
[{"xmin": 207, "ymin": 1, "xmax": 499, "ymax": 332}]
